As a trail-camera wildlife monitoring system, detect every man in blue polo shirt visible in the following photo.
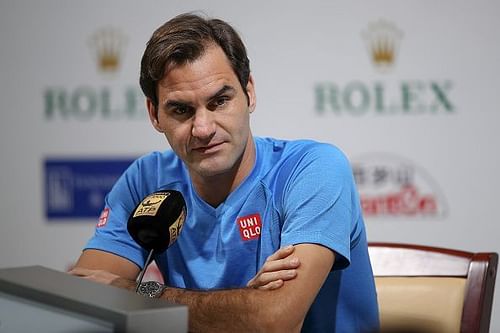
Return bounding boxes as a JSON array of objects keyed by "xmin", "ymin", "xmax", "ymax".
[{"xmin": 71, "ymin": 13, "xmax": 379, "ymax": 332}]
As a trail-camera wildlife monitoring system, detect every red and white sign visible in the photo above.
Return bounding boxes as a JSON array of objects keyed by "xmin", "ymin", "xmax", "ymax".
[{"xmin": 352, "ymin": 153, "xmax": 447, "ymax": 219}]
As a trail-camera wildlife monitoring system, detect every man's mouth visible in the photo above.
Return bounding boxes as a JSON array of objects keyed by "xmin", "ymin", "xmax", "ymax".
[{"xmin": 192, "ymin": 142, "xmax": 224, "ymax": 154}]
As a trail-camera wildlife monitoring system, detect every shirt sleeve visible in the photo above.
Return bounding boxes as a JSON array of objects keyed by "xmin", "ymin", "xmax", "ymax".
[
  {"xmin": 84, "ymin": 158, "xmax": 148, "ymax": 269},
  {"xmin": 279, "ymin": 143, "xmax": 363, "ymax": 269}
]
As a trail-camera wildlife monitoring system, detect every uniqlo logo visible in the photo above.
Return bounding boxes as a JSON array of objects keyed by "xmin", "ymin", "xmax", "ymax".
[
  {"xmin": 237, "ymin": 213, "xmax": 262, "ymax": 241},
  {"xmin": 97, "ymin": 208, "xmax": 110, "ymax": 227}
]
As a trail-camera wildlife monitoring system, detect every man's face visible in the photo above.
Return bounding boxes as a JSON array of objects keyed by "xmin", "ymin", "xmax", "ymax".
[{"xmin": 147, "ymin": 44, "xmax": 256, "ymax": 180}]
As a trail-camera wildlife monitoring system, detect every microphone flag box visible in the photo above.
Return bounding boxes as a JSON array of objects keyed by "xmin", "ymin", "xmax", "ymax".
[{"xmin": 44, "ymin": 157, "xmax": 135, "ymax": 219}]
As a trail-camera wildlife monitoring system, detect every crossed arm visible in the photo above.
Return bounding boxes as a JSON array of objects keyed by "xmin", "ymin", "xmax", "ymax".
[{"xmin": 71, "ymin": 243, "xmax": 334, "ymax": 332}]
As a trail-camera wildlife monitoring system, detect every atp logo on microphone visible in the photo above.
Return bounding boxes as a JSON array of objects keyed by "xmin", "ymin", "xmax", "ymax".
[
  {"xmin": 237, "ymin": 214, "xmax": 262, "ymax": 241},
  {"xmin": 133, "ymin": 192, "xmax": 171, "ymax": 217}
]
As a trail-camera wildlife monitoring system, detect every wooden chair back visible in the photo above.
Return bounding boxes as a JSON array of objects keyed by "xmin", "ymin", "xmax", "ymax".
[{"xmin": 368, "ymin": 242, "xmax": 498, "ymax": 333}]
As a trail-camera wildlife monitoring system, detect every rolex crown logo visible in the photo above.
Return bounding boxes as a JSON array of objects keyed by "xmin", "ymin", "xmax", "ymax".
[
  {"xmin": 372, "ymin": 37, "xmax": 394, "ymax": 65},
  {"xmin": 362, "ymin": 20, "xmax": 403, "ymax": 70},
  {"xmin": 88, "ymin": 27, "xmax": 127, "ymax": 73}
]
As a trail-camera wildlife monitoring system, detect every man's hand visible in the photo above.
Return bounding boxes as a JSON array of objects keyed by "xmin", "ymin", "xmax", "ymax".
[
  {"xmin": 246, "ymin": 245, "xmax": 300, "ymax": 290},
  {"xmin": 68, "ymin": 267, "xmax": 136, "ymax": 291}
]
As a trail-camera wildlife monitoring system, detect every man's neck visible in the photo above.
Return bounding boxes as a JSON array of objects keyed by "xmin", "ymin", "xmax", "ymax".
[
  {"xmin": 194, "ymin": 174, "xmax": 236, "ymax": 208},
  {"xmin": 191, "ymin": 137, "xmax": 255, "ymax": 208}
]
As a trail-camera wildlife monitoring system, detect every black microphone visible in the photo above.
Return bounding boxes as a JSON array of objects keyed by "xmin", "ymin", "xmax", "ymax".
[{"xmin": 127, "ymin": 190, "xmax": 186, "ymax": 291}]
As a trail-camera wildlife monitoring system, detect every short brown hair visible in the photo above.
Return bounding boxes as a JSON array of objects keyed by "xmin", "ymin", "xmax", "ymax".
[{"xmin": 140, "ymin": 13, "xmax": 251, "ymax": 107}]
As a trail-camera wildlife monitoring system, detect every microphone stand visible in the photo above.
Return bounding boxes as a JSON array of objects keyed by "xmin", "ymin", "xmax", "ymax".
[{"xmin": 135, "ymin": 248, "xmax": 155, "ymax": 292}]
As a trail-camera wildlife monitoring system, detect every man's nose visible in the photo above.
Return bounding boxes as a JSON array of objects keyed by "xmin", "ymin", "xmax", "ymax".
[{"xmin": 191, "ymin": 108, "xmax": 216, "ymax": 139}]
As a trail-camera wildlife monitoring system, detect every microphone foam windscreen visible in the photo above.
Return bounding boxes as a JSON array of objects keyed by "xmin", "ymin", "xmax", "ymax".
[{"xmin": 127, "ymin": 190, "xmax": 186, "ymax": 253}]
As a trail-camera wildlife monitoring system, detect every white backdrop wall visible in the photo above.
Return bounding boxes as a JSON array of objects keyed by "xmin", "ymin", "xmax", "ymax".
[{"xmin": 1, "ymin": 0, "xmax": 499, "ymax": 329}]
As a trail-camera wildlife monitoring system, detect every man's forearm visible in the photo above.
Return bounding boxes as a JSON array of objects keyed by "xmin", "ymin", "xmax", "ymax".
[
  {"xmin": 74, "ymin": 244, "xmax": 330, "ymax": 332},
  {"xmin": 156, "ymin": 246, "xmax": 305, "ymax": 332},
  {"xmin": 109, "ymin": 276, "xmax": 302, "ymax": 332},
  {"xmin": 162, "ymin": 286, "xmax": 302, "ymax": 333}
]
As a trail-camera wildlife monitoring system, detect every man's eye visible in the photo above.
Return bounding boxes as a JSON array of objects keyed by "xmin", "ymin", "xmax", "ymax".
[
  {"xmin": 216, "ymin": 97, "xmax": 228, "ymax": 106},
  {"xmin": 173, "ymin": 106, "xmax": 190, "ymax": 115},
  {"xmin": 209, "ymin": 97, "xmax": 229, "ymax": 110}
]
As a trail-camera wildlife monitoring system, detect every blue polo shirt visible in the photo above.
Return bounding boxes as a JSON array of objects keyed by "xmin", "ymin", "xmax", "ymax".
[{"xmin": 86, "ymin": 137, "xmax": 379, "ymax": 332}]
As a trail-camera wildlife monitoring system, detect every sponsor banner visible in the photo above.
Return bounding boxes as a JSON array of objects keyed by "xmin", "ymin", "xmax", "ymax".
[
  {"xmin": 352, "ymin": 153, "xmax": 448, "ymax": 219},
  {"xmin": 314, "ymin": 19, "xmax": 455, "ymax": 117},
  {"xmin": 43, "ymin": 26, "xmax": 147, "ymax": 122},
  {"xmin": 44, "ymin": 158, "xmax": 135, "ymax": 219}
]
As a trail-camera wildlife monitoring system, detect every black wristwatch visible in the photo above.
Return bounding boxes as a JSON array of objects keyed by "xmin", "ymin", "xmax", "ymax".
[{"xmin": 136, "ymin": 281, "xmax": 167, "ymax": 298}]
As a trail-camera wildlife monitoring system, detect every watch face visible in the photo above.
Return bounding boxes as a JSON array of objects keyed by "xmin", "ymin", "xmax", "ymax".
[{"xmin": 138, "ymin": 281, "xmax": 165, "ymax": 298}]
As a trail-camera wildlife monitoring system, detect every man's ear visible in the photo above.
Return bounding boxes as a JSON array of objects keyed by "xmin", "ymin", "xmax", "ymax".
[
  {"xmin": 246, "ymin": 74, "xmax": 257, "ymax": 113},
  {"xmin": 146, "ymin": 98, "xmax": 163, "ymax": 132}
]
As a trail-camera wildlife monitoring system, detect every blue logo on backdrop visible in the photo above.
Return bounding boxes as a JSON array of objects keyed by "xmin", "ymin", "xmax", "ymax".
[{"xmin": 44, "ymin": 158, "xmax": 135, "ymax": 219}]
